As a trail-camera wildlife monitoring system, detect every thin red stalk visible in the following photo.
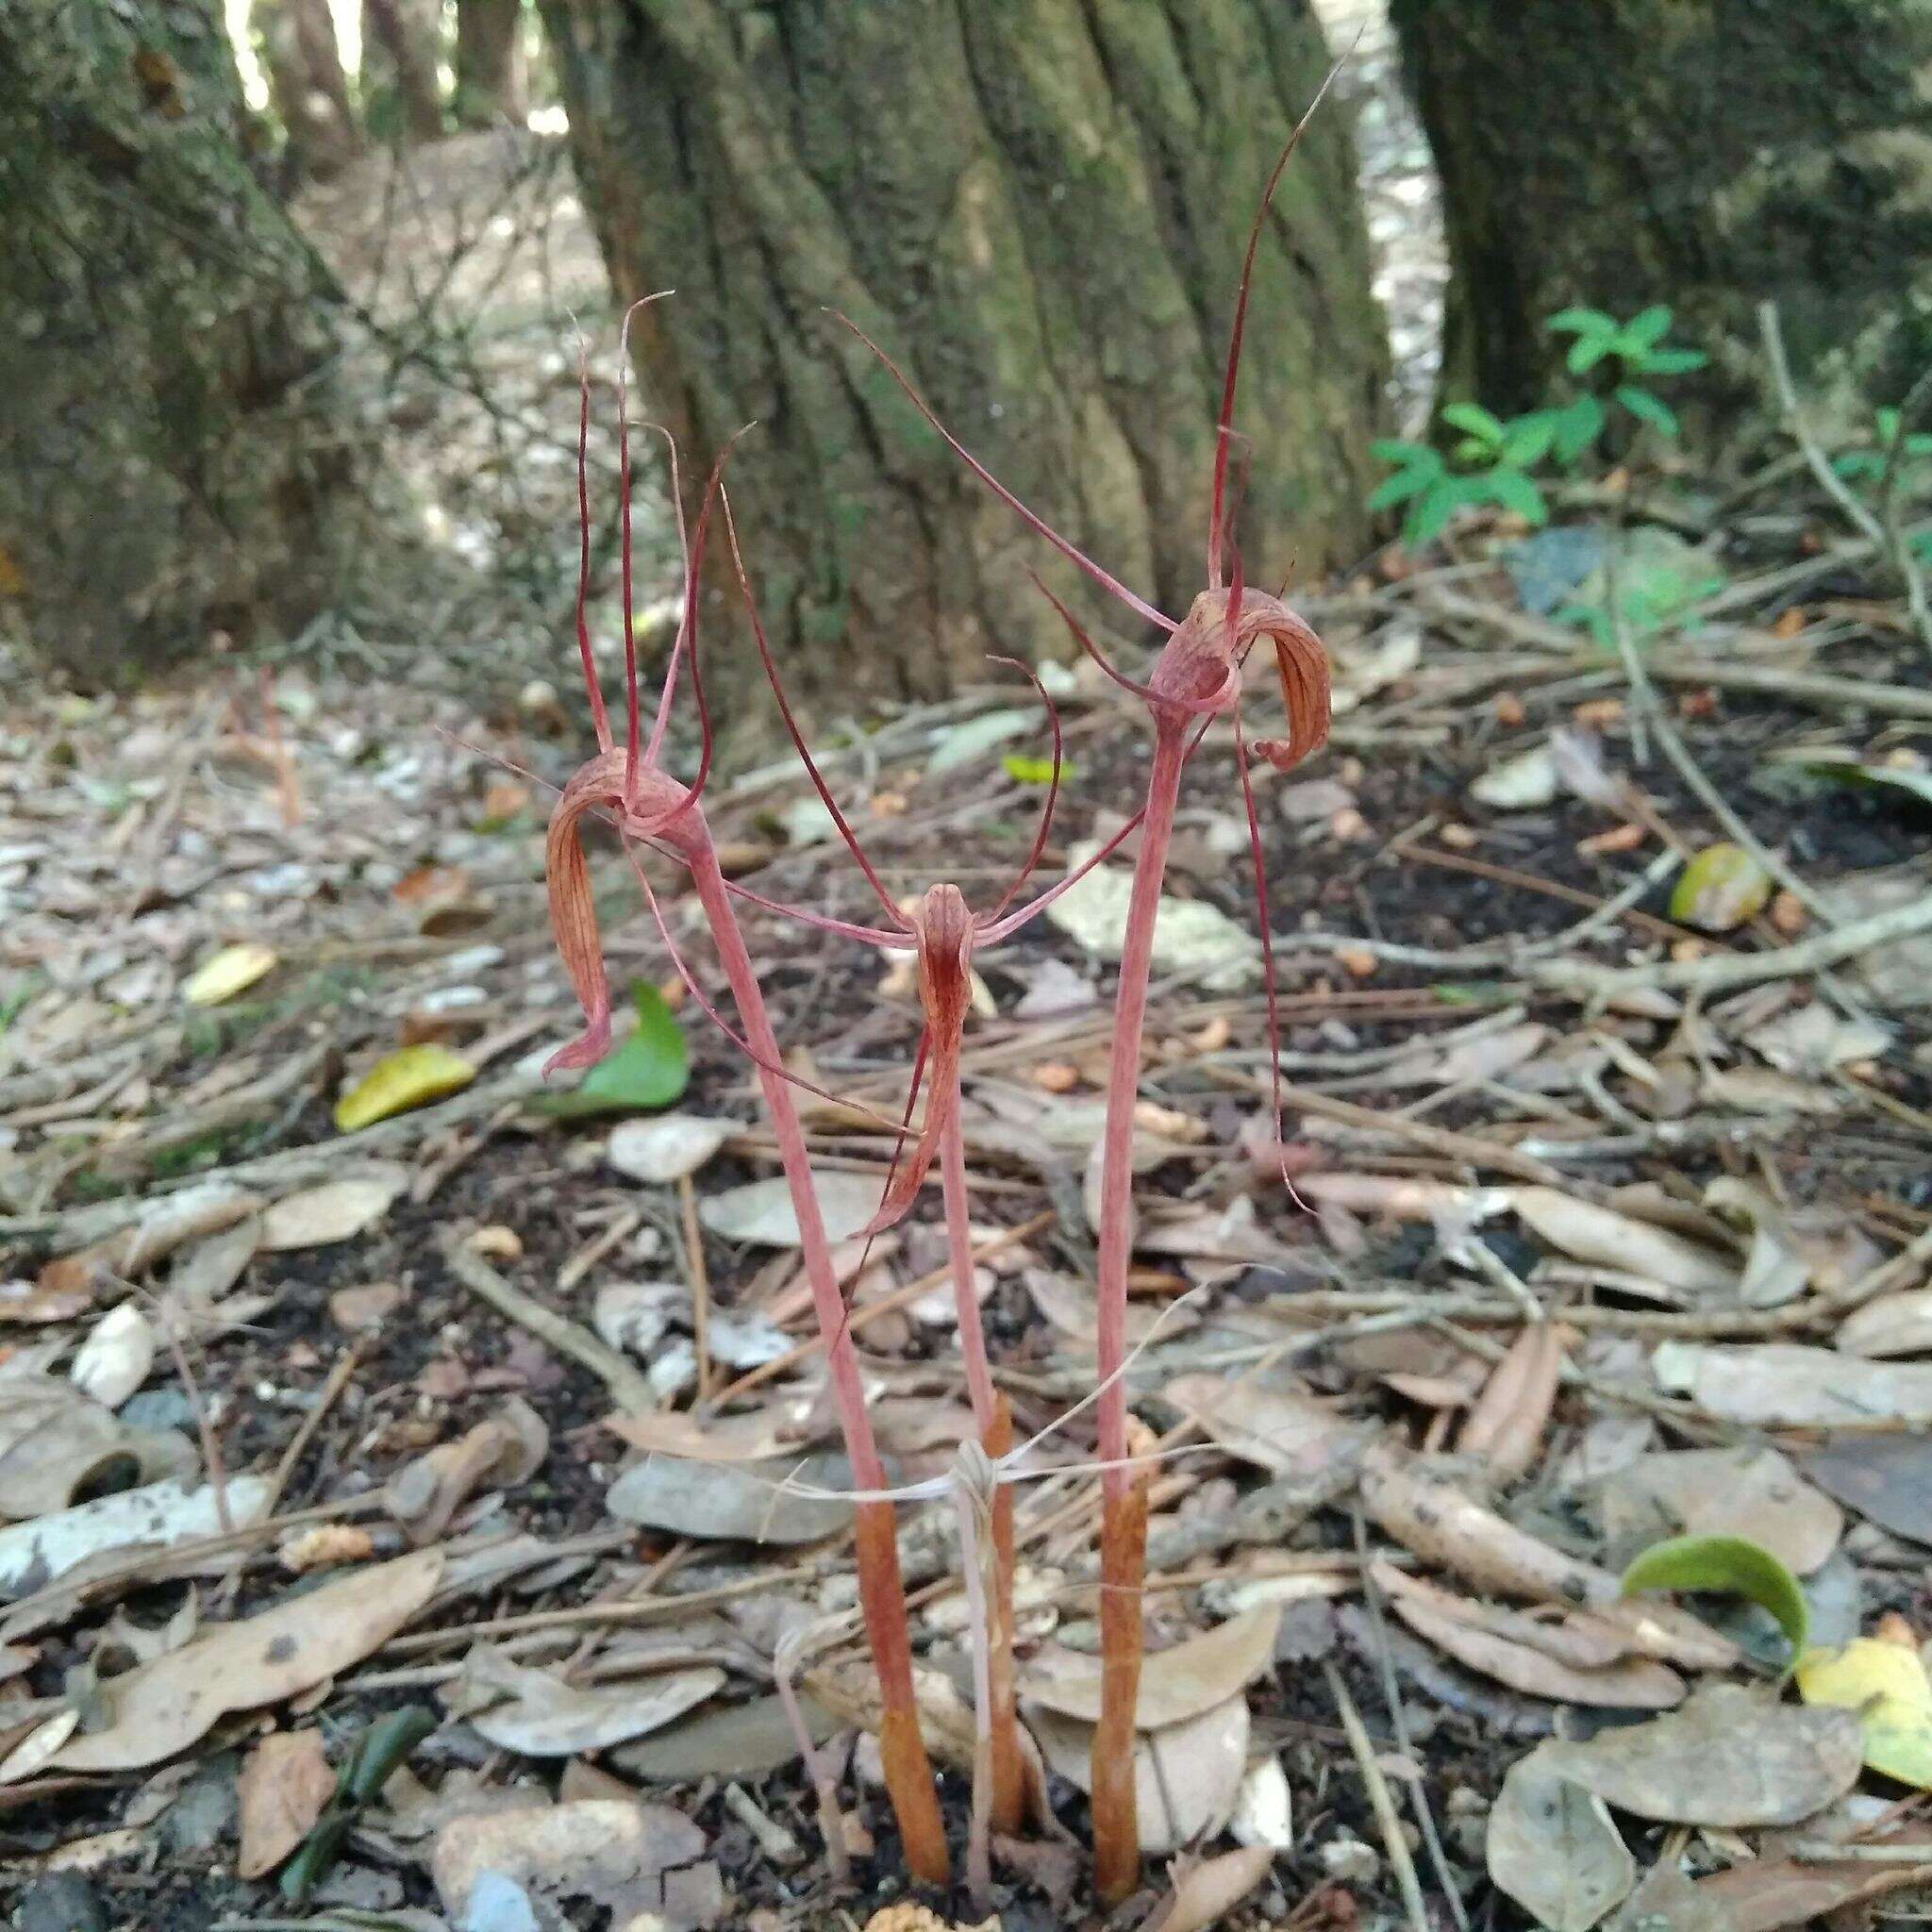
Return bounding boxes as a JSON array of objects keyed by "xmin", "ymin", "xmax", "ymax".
[
  {"xmin": 941, "ymin": 1110, "xmax": 1024, "ymax": 1837},
  {"xmin": 717, "ymin": 874, "xmax": 907, "ymax": 948},
  {"xmin": 642, "ymin": 419, "xmax": 691, "ymax": 767},
  {"xmin": 981, "ymin": 653, "xmax": 1064, "ymax": 924},
  {"xmin": 571, "ymin": 334, "xmax": 611, "ymax": 754},
  {"xmin": 976, "ymin": 799, "xmax": 1150, "ymax": 943},
  {"xmin": 615, "ymin": 302, "xmax": 643, "ymax": 787},
  {"xmin": 1231, "ymin": 714, "xmax": 1310, "ymax": 1210},
  {"xmin": 683, "ymin": 833, "xmax": 947, "ymax": 1882},
  {"xmin": 833, "ymin": 312, "xmax": 1177, "ymax": 636},
  {"xmin": 1206, "ymin": 68, "xmax": 1343, "ymax": 589},
  {"xmin": 940, "ymin": 1107, "xmax": 997, "ymax": 1441},
  {"xmin": 1089, "ymin": 715, "xmax": 1188, "ymax": 1890},
  {"xmin": 722, "ymin": 486, "xmax": 907, "ymax": 925},
  {"xmin": 625, "ymin": 846, "xmax": 909, "ymax": 1137},
  {"xmin": 983, "ymin": 1395, "xmax": 1024, "ymax": 1835}
]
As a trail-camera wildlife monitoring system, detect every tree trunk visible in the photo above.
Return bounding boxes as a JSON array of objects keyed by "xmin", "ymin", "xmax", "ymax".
[
  {"xmin": 540, "ymin": 0, "xmax": 1388, "ymax": 713},
  {"xmin": 362, "ymin": 0, "xmax": 444, "ymax": 144},
  {"xmin": 1391, "ymin": 0, "xmax": 1932, "ymax": 432},
  {"xmin": 456, "ymin": 0, "xmax": 526, "ymax": 127},
  {"xmin": 0, "ymin": 0, "xmax": 371, "ymax": 680},
  {"xmin": 256, "ymin": 0, "xmax": 361, "ymax": 182}
]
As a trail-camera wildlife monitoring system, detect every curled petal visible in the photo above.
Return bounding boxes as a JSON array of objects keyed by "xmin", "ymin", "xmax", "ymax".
[
  {"xmin": 544, "ymin": 749, "xmax": 629, "ymax": 1073},
  {"xmin": 1245, "ymin": 599, "xmax": 1331, "ymax": 773},
  {"xmin": 544, "ymin": 752, "xmax": 695, "ymax": 1074},
  {"xmin": 858, "ymin": 886, "xmax": 975, "ymax": 1238}
]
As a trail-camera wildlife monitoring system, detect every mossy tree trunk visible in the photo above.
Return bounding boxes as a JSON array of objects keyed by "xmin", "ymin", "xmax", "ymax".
[
  {"xmin": 256, "ymin": 0, "xmax": 362, "ymax": 182},
  {"xmin": 540, "ymin": 0, "xmax": 1388, "ymax": 713},
  {"xmin": 362, "ymin": 0, "xmax": 445, "ymax": 144},
  {"xmin": 456, "ymin": 0, "xmax": 526, "ymax": 127},
  {"xmin": 1391, "ymin": 0, "xmax": 1932, "ymax": 432},
  {"xmin": 0, "ymin": 0, "xmax": 372, "ymax": 681}
]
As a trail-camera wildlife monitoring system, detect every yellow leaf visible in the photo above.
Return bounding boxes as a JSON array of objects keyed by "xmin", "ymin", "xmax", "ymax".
[
  {"xmin": 1670, "ymin": 842, "xmax": 1771, "ymax": 933},
  {"xmin": 183, "ymin": 943, "xmax": 277, "ymax": 1007},
  {"xmin": 1797, "ymin": 1637, "xmax": 1932, "ymax": 1788},
  {"xmin": 334, "ymin": 1044, "xmax": 475, "ymax": 1133}
]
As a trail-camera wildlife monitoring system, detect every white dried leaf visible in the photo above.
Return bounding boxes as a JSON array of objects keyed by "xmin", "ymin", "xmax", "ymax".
[
  {"xmin": 1046, "ymin": 844, "xmax": 1260, "ymax": 992},
  {"xmin": 606, "ymin": 1115, "xmax": 732, "ymax": 1185},
  {"xmin": 69, "ymin": 1304, "xmax": 155, "ymax": 1410},
  {"xmin": 1471, "ymin": 741, "xmax": 1558, "ymax": 810},
  {"xmin": 260, "ymin": 1170, "xmax": 407, "ymax": 1250},
  {"xmin": 698, "ymin": 1172, "xmax": 883, "ymax": 1247},
  {"xmin": 1488, "ymin": 1743, "xmax": 1636, "ymax": 1932}
]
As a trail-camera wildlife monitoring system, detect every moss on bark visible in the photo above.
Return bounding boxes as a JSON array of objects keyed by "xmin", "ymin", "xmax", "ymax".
[
  {"xmin": 0, "ymin": 0, "xmax": 373, "ymax": 681},
  {"xmin": 541, "ymin": 0, "xmax": 1388, "ymax": 711},
  {"xmin": 1391, "ymin": 0, "xmax": 1932, "ymax": 435}
]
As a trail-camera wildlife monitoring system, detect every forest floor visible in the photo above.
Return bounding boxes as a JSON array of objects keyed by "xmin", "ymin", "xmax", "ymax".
[
  {"xmin": 8, "ymin": 20, "xmax": 1932, "ymax": 1932},
  {"xmin": 6, "ymin": 441, "xmax": 1932, "ymax": 1932}
]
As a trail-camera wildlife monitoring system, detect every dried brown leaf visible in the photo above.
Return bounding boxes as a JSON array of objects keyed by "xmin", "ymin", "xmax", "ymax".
[
  {"xmin": 1537, "ymin": 1685, "xmax": 1864, "ymax": 1826},
  {"xmin": 1017, "ymin": 1607, "xmax": 1280, "ymax": 1729},
  {"xmin": 237, "ymin": 1729, "xmax": 336, "ymax": 1879},
  {"xmin": 1488, "ymin": 1742, "xmax": 1636, "ymax": 1932},
  {"xmin": 52, "ymin": 1548, "xmax": 443, "ymax": 1772},
  {"xmin": 1597, "ymin": 1447, "xmax": 1841, "ymax": 1576}
]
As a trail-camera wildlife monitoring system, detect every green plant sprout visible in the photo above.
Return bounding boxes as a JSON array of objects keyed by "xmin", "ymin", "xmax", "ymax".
[
  {"xmin": 1545, "ymin": 303, "xmax": 1707, "ymax": 441},
  {"xmin": 1370, "ymin": 306, "xmax": 1707, "ymax": 547},
  {"xmin": 1369, "ymin": 405, "xmax": 1553, "ymax": 545},
  {"xmin": 1834, "ymin": 403, "xmax": 1932, "ymax": 562}
]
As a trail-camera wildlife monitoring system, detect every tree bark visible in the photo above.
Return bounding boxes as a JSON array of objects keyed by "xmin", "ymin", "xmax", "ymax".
[
  {"xmin": 362, "ymin": 0, "xmax": 445, "ymax": 144},
  {"xmin": 540, "ymin": 0, "xmax": 1388, "ymax": 713},
  {"xmin": 256, "ymin": 0, "xmax": 361, "ymax": 182},
  {"xmin": 456, "ymin": 0, "xmax": 526, "ymax": 127},
  {"xmin": 0, "ymin": 1, "xmax": 372, "ymax": 680},
  {"xmin": 1391, "ymin": 0, "xmax": 1932, "ymax": 430}
]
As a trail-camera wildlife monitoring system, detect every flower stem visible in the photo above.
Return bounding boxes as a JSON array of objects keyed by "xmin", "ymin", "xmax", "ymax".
[
  {"xmin": 941, "ymin": 1106, "xmax": 1024, "ymax": 1833},
  {"xmin": 1090, "ymin": 714, "xmax": 1186, "ymax": 1896},
  {"xmin": 688, "ymin": 837, "xmax": 948, "ymax": 1884}
]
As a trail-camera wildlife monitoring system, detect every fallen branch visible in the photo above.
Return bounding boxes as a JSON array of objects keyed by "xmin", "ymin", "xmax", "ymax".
[
  {"xmin": 1530, "ymin": 889, "xmax": 1932, "ymax": 1000},
  {"xmin": 438, "ymin": 1225, "xmax": 656, "ymax": 1414}
]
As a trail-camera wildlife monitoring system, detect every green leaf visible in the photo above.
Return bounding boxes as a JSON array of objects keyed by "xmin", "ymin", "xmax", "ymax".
[
  {"xmin": 1545, "ymin": 307, "xmax": 1617, "ymax": 338},
  {"xmin": 1002, "ymin": 752, "xmax": 1070, "ymax": 785},
  {"xmin": 1500, "ymin": 410, "xmax": 1558, "ymax": 467},
  {"xmin": 1904, "ymin": 433, "xmax": 1932, "ymax": 458},
  {"xmin": 344, "ymin": 1706, "xmax": 437, "ymax": 1803},
  {"xmin": 1567, "ymin": 335, "xmax": 1614, "ymax": 374},
  {"xmin": 1618, "ymin": 304, "xmax": 1674, "ymax": 353},
  {"xmin": 279, "ymin": 1810, "xmax": 350, "ymax": 1903},
  {"xmin": 539, "ymin": 982, "xmax": 690, "ymax": 1118},
  {"xmin": 1371, "ymin": 438, "xmax": 1439, "ymax": 470},
  {"xmin": 1622, "ymin": 1533, "xmax": 1808, "ymax": 1660},
  {"xmin": 1637, "ymin": 346, "xmax": 1707, "ymax": 375},
  {"xmin": 1368, "ymin": 467, "xmax": 1436, "ymax": 511},
  {"xmin": 1833, "ymin": 451, "xmax": 1885, "ymax": 480},
  {"xmin": 1617, "ymin": 385, "xmax": 1680, "ymax": 437},
  {"xmin": 1440, "ymin": 401, "xmax": 1507, "ymax": 447},
  {"xmin": 1551, "ymin": 392, "xmax": 1606, "ymax": 462},
  {"xmin": 1482, "ymin": 466, "xmax": 1548, "ymax": 525},
  {"xmin": 1878, "ymin": 408, "xmax": 1902, "ymax": 445},
  {"xmin": 1406, "ymin": 479, "xmax": 1459, "ymax": 545}
]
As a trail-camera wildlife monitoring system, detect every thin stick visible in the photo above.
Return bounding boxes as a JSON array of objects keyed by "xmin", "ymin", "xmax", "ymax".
[
  {"xmin": 263, "ymin": 1338, "xmax": 366, "ymax": 1515},
  {"xmin": 708, "ymin": 1211, "xmax": 1053, "ymax": 1406},
  {"xmin": 1324, "ymin": 1660, "xmax": 1431, "ymax": 1932},
  {"xmin": 679, "ymin": 1174, "xmax": 712, "ymax": 1405},
  {"xmin": 1353, "ymin": 1509, "xmax": 1469, "ymax": 1932},
  {"xmin": 440, "ymin": 1228, "xmax": 657, "ymax": 1415},
  {"xmin": 144, "ymin": 1291, "xmax": 233, "ymax": 1537},
  {"xmin": 1532, "ymin": 887, "xmax": 1932, "ymax": 1000},
  {"xmin": 1759, "ymin": 301, "xmax": 1932, "ymax": 657}
]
